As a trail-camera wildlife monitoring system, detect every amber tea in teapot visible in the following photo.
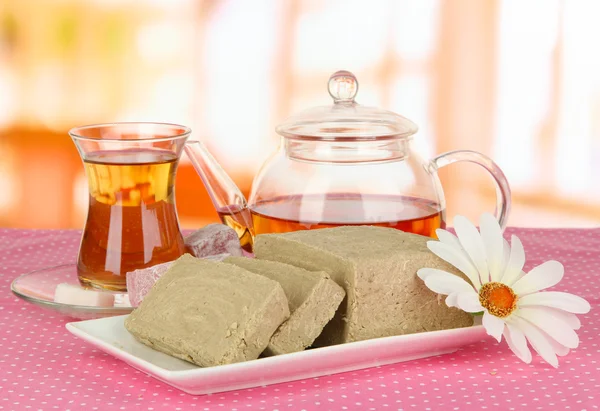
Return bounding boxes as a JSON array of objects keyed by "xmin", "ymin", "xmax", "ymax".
[
  {"xmin": 249, "ymin": 194, "xmax": 444, "ymax": 238},
  {"xmin": 216, "ymin": 205, "xmax": 254, "ymax": 253}
]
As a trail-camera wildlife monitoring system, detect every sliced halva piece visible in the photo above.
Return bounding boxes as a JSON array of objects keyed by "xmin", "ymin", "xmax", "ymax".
[
  {"xmin": 126, "ymin": 253, "xmax": 232, "ymax": 307},
  {"xmin": 124, "ymin": 254, "xmax": 289, "ymax": 367},
  {"xmin": 224, "ymin": 256, "xmax": 345, "ymax": 355},
  {"xmin": 254, "ymin": 226, "xmax": 474, "ymax": 346}
]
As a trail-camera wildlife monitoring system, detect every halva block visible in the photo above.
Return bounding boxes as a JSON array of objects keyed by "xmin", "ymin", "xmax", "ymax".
[
  {"xmin": 224, "ymin": 256, "xmax": 345, "ymax": 355},
  {"xmin": 125, "ymin": 254, "xmax": 290, "ymax": 367},
  {"xmin": 254, "ymin": 226, "xmax": 473, "ymax": 345}
]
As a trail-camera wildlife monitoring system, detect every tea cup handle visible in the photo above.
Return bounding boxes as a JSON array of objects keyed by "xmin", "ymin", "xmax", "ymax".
[{"xmin": 430, "ymin": 150, "xmax": 511, "ymax": 230}]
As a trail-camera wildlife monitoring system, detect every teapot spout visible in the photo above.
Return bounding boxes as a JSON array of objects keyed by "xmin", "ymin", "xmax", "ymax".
[{"xmin": 184, "ymin": 141, "xmax": 254, "ymax": 252}]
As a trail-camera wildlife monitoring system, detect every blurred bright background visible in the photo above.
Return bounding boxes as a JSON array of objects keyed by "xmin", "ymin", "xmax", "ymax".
[{"xmin": 1, "ymin": 0, "xmax": 599, "ymax": 229}]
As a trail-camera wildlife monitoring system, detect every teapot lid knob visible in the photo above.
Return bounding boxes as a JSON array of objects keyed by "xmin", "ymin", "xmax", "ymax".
[
  {"xmin": 328, "ymin": 70, "xmax": 358, "ymax": 104},
  {"xmin": 276, "ymin": 69, "xmax": 418, "ymax": 140}
]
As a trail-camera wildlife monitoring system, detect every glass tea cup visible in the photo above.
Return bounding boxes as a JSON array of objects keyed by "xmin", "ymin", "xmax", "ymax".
[{"xmin": 70, "ymin": 123, "xmax": 190, "ymax": 291}]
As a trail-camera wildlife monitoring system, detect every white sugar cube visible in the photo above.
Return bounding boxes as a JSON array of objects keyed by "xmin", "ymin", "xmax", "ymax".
[{"xmin": 53, "ymin": 283, "xmax": 115, "ymax": 307}]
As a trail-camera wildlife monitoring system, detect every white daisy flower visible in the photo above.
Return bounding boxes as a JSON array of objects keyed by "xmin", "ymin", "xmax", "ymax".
[{"xmin": 417, "ymin": 213, "xmax": 591, "ymax": 368}]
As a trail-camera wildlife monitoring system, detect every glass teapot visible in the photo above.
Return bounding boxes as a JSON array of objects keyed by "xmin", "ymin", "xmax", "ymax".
[{"xmin": 185, "ymin": 71, "xmax": 511, "ymax": 251}]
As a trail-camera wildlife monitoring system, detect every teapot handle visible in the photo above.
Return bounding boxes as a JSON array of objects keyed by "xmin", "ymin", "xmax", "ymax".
[{"xmin": 430, "ymin": 150, "xmax": 511, "ymax": 230}]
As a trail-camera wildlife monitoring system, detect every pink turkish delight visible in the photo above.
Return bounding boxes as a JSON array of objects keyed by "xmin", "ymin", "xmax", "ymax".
[
  {"xmin": 184, "ymin": 224, "xmax": 243, "ymax": 258},
  {"xmin": 127, "ymin": 261, "xmax": 174, "ymax": 307},
  {"xmin": 126, "ymin": 253, "xmax": 232, "ymax": 307},
  {"xmin": 202, "ymin": 253, "xmax": 232, "ymax": 261}
]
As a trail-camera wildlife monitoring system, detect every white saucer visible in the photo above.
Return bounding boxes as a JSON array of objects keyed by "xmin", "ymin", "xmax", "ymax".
[{"xmin": 11, "ymin": 264, "xmax": 133, "ymax": 320}]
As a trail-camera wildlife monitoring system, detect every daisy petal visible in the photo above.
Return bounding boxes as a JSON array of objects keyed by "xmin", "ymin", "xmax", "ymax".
[
  {"xmin": 526, "ymin": 324, "xmax": 571, "ymax": 357},
  {"xmin": 519, "ymin": 306, "xmax": 581, "ymax": 330},
  {"xmin": 482, "ymin": 311, "xmax": 505, "ymax": 342},
  {"xmin": 516, "ymin": 307, "xmax": 579, "ymax": 349},
  {"xmin": 456, "ymin": 292, "xmax": 485, "ymax": 313},
  {"xmin": 427, "ymin": 241, "xmax": 481, "ymax": 288},
  {"xmin": 512, "ymin": 261, "xmax": 564, "ymax": 296},
  {"xmin": 504, "ymin": 322, "xmax": 532, "ymax": 363},
  {"xmin": 454, "ymin": 215, "xmax": 489, "ymax": 284},
  {"xmin": 552, "ymin": 342, "xmax": 570, "ymax": 357},
  {"xmin": 545, "ymin": 308, "xmax": 581, "ymax": 330},
  {"xmin": 518, "ymin": 292, "xmax": 591, "ymax": 314},
  {"xmin": 513, "ymin": 317, "xmax": 559, "ymax": 368},
  {"xmin": 542, "ymin": 330, "xmax": 570, "ymax": 357},
  {"xmin": 446, "ymin": 293, "xmax": 460, "ymax": 308},
  {"xmin": 498, "ymin": 238, "xmax": 511, "ymax": 276},
  {"xmin": 500, "ymin": 235, "xmax": 525, "ymax": 286},
  {"xmin": 417, "ymin": 268, "xmax": 438, "ymax": 281},
  {"xmin": 479, "ymin": 213, "xmax": 504, "ymax": 282},
  {"xmin": 422, "ymin": 271, "xmax": 475, "ymax": 295},
  {"xmin": 436, "ymin": 229, "xmax": 462, "ymax": 249}
]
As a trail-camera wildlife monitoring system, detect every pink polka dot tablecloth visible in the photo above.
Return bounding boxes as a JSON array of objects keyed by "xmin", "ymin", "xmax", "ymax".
[{"xmin": 0, "ymin": 228, "xmax": 599, "ymax": 411}]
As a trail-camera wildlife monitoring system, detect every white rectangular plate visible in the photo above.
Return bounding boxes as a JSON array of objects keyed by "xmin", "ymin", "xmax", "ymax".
[{"xmin": 67, "ymin": 315, "xmax": 486, "ymax": 395}]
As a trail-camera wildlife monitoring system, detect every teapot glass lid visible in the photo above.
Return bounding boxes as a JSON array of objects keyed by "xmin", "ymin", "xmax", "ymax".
[{"xmin": 276, "ymin": 70, "xmax": 418, "ymax": 140}]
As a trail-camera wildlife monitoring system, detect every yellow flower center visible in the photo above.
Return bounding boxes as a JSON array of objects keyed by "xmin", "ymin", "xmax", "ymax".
[{"xmin": 478, "ymin": 282, "xmax": 517, "ymax": 318}]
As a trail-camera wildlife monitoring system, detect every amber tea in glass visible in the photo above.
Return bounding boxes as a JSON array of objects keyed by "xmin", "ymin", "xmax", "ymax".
[{"xmin": 70, "ymin": 123, "xmax": 190, "ymax": 291}]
